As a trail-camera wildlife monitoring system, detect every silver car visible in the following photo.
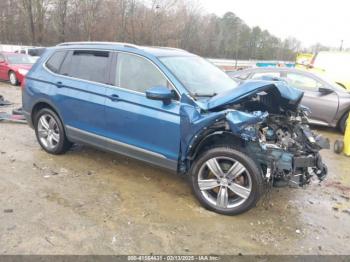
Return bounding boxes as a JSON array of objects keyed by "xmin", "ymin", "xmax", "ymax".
[{"xmin": 227, "ymin": 68, "xmax": 350, "ymax": 133}]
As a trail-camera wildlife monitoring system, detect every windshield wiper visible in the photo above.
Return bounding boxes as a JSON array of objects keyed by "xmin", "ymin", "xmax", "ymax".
[{"xmin": 193, "ymin": 92, "xmax": 217, "ymax": 97}]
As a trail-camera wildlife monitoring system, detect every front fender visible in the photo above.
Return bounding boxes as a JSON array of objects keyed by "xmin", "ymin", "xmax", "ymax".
[{"xmin": 179, "ymin": 94, "xmax": 268, "ymax": 172}]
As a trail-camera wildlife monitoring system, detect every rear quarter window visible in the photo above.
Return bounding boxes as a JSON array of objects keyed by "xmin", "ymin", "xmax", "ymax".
[{"xmin": 45, "ymin": 51, "xmax": 68, "ymax": 73}]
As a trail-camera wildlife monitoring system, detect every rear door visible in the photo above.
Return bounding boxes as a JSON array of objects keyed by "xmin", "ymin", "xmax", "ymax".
[
  {"xmin": 104, "ymin": 52, "xmax": 180, "ymax": 170},
  {"xmin": 51, "ymin": 49, "xmax": 112, "ymax": 137},
  {"xmin": 281, "ymin": 72, "xmax": 339, "ymax": 124}
]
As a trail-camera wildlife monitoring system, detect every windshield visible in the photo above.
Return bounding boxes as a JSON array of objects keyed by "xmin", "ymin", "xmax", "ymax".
[
  {"xmin": 7, "ymin": 54, "xmax": 36, "ymax": 64},
  {"xmin": 160, "ymin": 56, "xmax": 238, "ymax": 96}
]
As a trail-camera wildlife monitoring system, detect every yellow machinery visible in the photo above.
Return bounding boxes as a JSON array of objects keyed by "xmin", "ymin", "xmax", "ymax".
[
  {"xmin": 344, "ymin": 114, "xmax": 350, "ymax": 156},
  {"xmin": 295, "ymin": 53, "xmax": 314, "ymax": 69}
]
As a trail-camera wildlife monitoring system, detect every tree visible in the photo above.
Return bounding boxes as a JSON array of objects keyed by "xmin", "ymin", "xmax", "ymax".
[
  {"xmin": 0, "ymin": 0, "xmax": 328, "ymax": 60},
  {"xmin": 53, "ymin": 0, "xmax": 69, "ymax": 42},
  {"xmin": 21, "ymin": 0, "xmax": 36, "ymax": 44},
  {"xmin": 80, "ymin": 0, "xmax": 101, "ymax": 41}
]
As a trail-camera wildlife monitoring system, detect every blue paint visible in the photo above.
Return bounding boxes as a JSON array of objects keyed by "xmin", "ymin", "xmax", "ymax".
[
  {"xmin": 196, "ymin": 80, "xmax": 303, "ymax": 111},
  {"xmin": 22, "ymin": 42, "xmax": 306, "ymax": 174}
]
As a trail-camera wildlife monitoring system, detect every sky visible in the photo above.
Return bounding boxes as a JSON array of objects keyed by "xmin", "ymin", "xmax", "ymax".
[{"xmin": 199, "ymin": 0, "xmax": 350, "ymax": 49}]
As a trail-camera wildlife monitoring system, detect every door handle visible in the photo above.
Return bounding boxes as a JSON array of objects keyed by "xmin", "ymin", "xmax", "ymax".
[
  {"xmin": 56, "ymin": 81, "xmax": 63, "ymax": 88},
  {"xmin": 109, "ymin": 94, "xmax": 120, "ymax": 101}
]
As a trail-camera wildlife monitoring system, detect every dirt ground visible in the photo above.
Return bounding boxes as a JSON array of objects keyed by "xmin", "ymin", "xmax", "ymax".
[{"xmin": 0, "ymin": 81, "xmax": 350, "ymax": 255}]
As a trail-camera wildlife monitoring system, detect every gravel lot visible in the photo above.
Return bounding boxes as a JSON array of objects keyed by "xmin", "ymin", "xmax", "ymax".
[{"xmin": 1, "ymin": 82, "xmax": 350, "ymax": 255}]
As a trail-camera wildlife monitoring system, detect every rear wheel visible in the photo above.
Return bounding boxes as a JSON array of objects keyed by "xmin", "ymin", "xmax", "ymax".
[
  {"xmin": 34, "ymin": 108, "xmax": 72, "ymax": 154},
  {"xmin": 190, "ymin": 147, "xmax": 264, "ymax": 215},
  {"xmin": 9, "ymin": 71, "xmax": 18, "ymax": 86}
]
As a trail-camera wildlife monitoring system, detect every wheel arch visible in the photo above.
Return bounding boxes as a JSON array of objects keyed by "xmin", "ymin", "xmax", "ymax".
[
  {"xmin": 337, "ymin": 107, "xmax": 350, "ymax": 131},
  {"xmin": 31, "ymin": 100, "xmax": 63, "ymax": 127},
  {"xmin": 188, "ymin": 131, "xmax": 246, "ymax": 163}
]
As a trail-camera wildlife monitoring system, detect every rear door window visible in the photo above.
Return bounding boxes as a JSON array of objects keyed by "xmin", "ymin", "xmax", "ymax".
[
  {"xmin": 46, "ymin": 51, "xmax": 67, "ymax": 73},
  {"xmin": 60, "ymin": 50, "xmax": 111, "ymax": 84}
]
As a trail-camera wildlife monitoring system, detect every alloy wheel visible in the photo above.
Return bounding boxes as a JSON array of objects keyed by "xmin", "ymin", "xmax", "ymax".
[
  {"xmin": 37, "ymin": 114, "xmax": 60, "ymax": 150},
  {"xmin": 197, "ymin": 157, "xmax": 252, "ymax": 209},
  {"xmin": 9, "ymin": 72, "xmax": 17, "ymax": 85}
]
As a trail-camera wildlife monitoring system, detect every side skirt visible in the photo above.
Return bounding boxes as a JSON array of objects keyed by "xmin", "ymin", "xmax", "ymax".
[{"xmin": 65, "ymin": 125, "xmax": 178, "ymax": 172}]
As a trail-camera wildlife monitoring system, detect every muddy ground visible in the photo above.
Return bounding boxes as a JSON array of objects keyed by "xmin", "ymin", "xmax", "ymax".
[{"xmin": 0, "ymin": 82, "xmax": 350, "ymax": 255}]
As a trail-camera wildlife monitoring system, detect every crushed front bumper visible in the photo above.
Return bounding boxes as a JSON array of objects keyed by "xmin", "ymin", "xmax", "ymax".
[{"xmin": 248, "ymin": 140, "xmax": 329, "ymax": 186}]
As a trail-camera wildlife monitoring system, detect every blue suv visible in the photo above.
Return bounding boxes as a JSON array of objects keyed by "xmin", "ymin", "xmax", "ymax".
[{"xmin": 22, "ymin": 42, "xmax": 329, "ymax": 215}]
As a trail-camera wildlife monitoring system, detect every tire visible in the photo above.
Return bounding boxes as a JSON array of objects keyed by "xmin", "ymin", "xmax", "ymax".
[
  {"xmin": 334, "ymin": 140, "xmax": 344, "ymax": 154},
  {"xmin": 34, "ymin": 108, "xmax": 72, "ymax": 154},
  {"xmin": 9, "ymin": 71, "xmax": 18, "ymax": 86},
  {"xmin": 190, "ymin": 147, "xmax": 264, "ymax": 215},
  {"xmin": 339, "ymin": 111, "xmax": 349, "ymax": 134}
]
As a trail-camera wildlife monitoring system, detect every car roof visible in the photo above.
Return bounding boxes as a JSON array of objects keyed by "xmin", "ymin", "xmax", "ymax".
[
  {"xmin": 229, "ymin": 67, "xmax": 326, "ymax": 82},
  {"xmin": 55, "ymin": 42, "xmax": 192, "ymax": 57},
  {"xmin": 229, "ymin": 67, "xmax": 309, "ymax": 75},
  {"xmin": 229, "ymin": 66, "xmax": 349, "ymax": 92}
]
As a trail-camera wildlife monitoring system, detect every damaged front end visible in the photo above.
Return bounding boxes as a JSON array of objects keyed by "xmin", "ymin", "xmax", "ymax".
[
  {"xmin": 244, "ymin": 111, "xmax": 329, "ymax": 186},
  {"xmin": 180, "ymin": 80, "xmax": 330, "ymax": 187}
]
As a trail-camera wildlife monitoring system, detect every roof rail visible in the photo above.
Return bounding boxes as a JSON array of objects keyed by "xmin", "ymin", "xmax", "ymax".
[
  {"xmin": 56, "ymin": 41, "xmax": 139, "ymax": 49},
  {"xmin": 145, "ymin": 46, "xmax": 188, "ymax": 52}
]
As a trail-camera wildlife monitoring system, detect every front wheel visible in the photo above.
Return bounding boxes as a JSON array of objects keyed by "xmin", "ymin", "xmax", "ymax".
[
  {"xmin": 190, "ymin": 147, "xmax": 264, "ymax": 215},
  {"xmin": 9, "ymin": 71, "xmax": 18, "ymax": 86}
]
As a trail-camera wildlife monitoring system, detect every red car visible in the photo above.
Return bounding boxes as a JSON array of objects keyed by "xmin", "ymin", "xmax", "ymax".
[{"xmin": 0, "ymin": 52, "xmax": 36, "ymax": 86}]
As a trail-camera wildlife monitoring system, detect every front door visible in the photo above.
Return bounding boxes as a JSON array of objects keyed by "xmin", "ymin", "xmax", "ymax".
[
  {"xmin": 282, "ymin": 72, "xmax": 339, "ymax": 125},
  {"xmin": 104, "ymin": 52, "xmax": 180, "ymax": 170}
]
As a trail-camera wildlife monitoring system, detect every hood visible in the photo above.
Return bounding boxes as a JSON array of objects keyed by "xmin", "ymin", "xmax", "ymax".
[{"xmin": 196, "ymin": 80, "xmax": 304, "ymax": 111}]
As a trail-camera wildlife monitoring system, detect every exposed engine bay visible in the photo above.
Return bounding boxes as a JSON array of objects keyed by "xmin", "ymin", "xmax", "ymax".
[
  {"xmin": 254, "ymin": 111, "xmax": 329, "ymax": 186},
  {"xmin": 180, "ymin": 80, "xmax": 330, "ymax": 187},
  {"xmin": 224, "ymin": 85, "xmax": 330, "ymax": 186}
]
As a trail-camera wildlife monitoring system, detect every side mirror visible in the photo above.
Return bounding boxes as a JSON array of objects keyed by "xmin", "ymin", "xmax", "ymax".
[
  {"xmin": 0, "ymin": 59, "xmax": 5, "ymax": 64},
  {"xmin": 319, "ymin": 87, "xmax": 334, "ymax": 94},
  {"xmin": 146, "ymin": 86, "xmax": 174, "ymax": 105}
]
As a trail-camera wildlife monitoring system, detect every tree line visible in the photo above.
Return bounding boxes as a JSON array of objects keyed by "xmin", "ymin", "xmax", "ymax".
[{"xmin": 0, "ymin": 0, "xmax": 331, "ymax": 60}]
